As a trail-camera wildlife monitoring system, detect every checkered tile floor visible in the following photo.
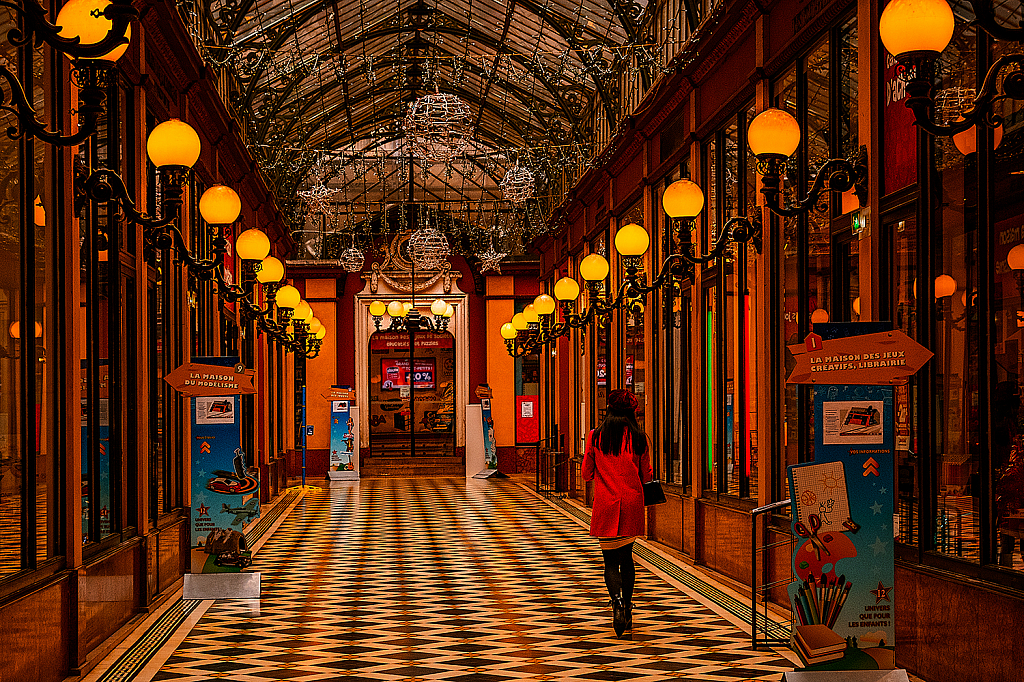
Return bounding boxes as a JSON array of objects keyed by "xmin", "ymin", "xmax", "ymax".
[{"xmin": 152, "ymin": 479, "xmax": 792, "ymax": 681}]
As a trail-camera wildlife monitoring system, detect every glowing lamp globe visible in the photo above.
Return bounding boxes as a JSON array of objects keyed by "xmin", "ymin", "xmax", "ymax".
[
  {"xmin": 146, "ymin": 119, "xmax": 201, "ymax": 169},
  {"xmin": 8, "ymin": 321, "xmax": 43, "ymax": 338},
  {"xmin": 853, "ymin": 297, "xmax": 861, "ymax": 316},
  {"xmin": 402, "ymin": 302, "xmax": 414, "ymax": 315},
  {"xmin": 293, "ymin": 301, "xmax": 313, "ymax": 323},
  {"xmin": 430, "ymin": 299, "xmax": 448, "ymax": 316},
  {"xmin": 56, "ymin": 0, "xmax": 131, "ymax": 61},
  {"xmin": 275, "ymin": 285, "xmax": 300, "ymax": 309},
  {"xmin": 615, "ymin": 223, "xmax": 650, "ymax": 257},
  {"xmin": 443, "ymin": 304, "xmax": 454, "ymax": 318},
  {"xmin": 33, "ymin": 195, "xmax": 45, "ymax": 226},
  {"xmin": 554, "ymin": 276, "xmax": 581, "ymax": 302},
  {"xmin": 580, "ymin": 253, "xmax": 610, "ymax": 282},
  {"xmin": 369, "ymin": 300, "xmax": 387, "ymax": 317},
  {"xmin": 534, "ymin": 294, "xmax": 556, "ymax": 315},
  {"xmin": 747, "ymin": 108, "xmax": 802, "ymax": 158},
  {"xmin": 307, "ymin": 318, "xmax": 322, "ymax": 334},
  {"xmin": 953, "ymin": 118, "xmax": 1003, "ymax": 156},
  {"xmin": 810, "ymin": 308, "xmax": 830, "ymax": 324},
  {"xmin": 879, "ymin": 0, "xmax": 955, "ymax": 58},
  {"xmin": 500, "ymin": 323, "xmax": 517, "ymax": 339},
  {"xmin": 523, "ymin": 304, "xmax": 539, "ymax": 324},
  {"xmin": 1009, "ymin": 244, "xmax": 1024, "ymax": 270},
  {"xmin": 934, "ymin": 274, "xmax": 957, "ymax": 298},
  {"xmin": 315, "ymin": 327, "xmax": 326, "ymax": 340},
  {"xmin": 236, "ymin": 229, "xmax": 271, "ymax": 261},
  {"xmin": 257, "ymin": 256, "xmax": 284, "ymax": 284},
  {"xmin": 512, "ymin": 313, "xmax": 529, "ymax": 330},
  {"xmin": 662, "ymin": 179, "xmax": 706, "ymax": 218},
  {"xmin": 387, "ymin": 300, "xmax": 405, "ymax": 317},
  {"xmin": 199, "ymin": 185, "xmax": 241, "ymax": 225}
]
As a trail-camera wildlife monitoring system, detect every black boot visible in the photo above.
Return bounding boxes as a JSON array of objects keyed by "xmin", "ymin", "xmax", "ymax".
[
  {"xmin": 611, "ymin": 596, "xmax": 627, "ymax": 637},
  {"xmin": 624, "ymin": 601, "xmax": 633, "ymax": 631}
]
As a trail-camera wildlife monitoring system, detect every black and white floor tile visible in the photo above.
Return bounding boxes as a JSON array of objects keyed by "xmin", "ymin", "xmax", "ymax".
[{"xmin": 150, "ymin": 479, "xmax": 792, "ymax": 681}]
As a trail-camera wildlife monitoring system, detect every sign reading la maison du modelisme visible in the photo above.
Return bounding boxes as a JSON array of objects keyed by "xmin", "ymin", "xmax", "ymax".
[
  {"xmin": 164, "ymin": 362, "xmax": 258, "ymax": 396},
  {"xmin": 787, "ymin": 330, "xmax": 933, "ymax": 385}
]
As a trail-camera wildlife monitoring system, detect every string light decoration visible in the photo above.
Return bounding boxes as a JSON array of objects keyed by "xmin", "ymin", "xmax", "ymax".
[
  {"xmin": 297, "ymin": 178, "xmax": 340, "ymax": 215},
  {"xmin": 476, "ymin": 233, "xmax": 508, "ymax": 273},
  {"xmin": 408, "ymin": 227, "xmax": 451, "ymax": 270},
  {"xmin": 402, "ymin": 92, "xmax": 474, "ymax": 164},
  {"xmin": 501, "ymin": 162, "xmax": 535, "ymax": 204},
  {"xmin": 339, "ymin": 235, "xmax": 365, "ymax": 272}
]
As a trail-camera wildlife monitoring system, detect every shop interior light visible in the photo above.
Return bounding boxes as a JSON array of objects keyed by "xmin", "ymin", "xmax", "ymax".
[
  {"xmin": 257, "ymin": 256, "xmax": 284, "ymax": 284},
  {"xmin": 579, "ymin": 253, "xmax": 610, "ymax": 281},
  {"xmin": 534, "ymin": 294, "xmax": 556, "ymax": 315},
  {"xmin": 56, "ymin": 0, "xmax": 131, "ymax": 61},
  {"xmin": 553, "ymin": 276, "xmax": 581, "ymax": 302},
  {"xmin": 614, "ymin": 223, "xmax": 650, "ymax": 257},
  {"xmin": 430, "ymin": 299, "xmax": 448, "ymax": 316},
  {"xmin": 236, "ymin": 228, "xmax": 271, "ymax": 261},
  {"xmin": 934, "ymin": 274, "xmax": 957, "ymax": 298},
  {"xmin": 146, "ymin": 119, "xmax": 201, "ymax": 170},
  {"xmin": 662, "ymin": 179, "xmax": 706, "ymax": 219},
  {"xmin": 369, "ymin": 300, "xmax": 387, "ymax": 317},
  {"xmin": 500, "ymin": 322, "xmax": 518, "ymax": 339},
  {"xmin": 275, "ymin": 284, "xmax": 301, "ymax": 309},
  {"xmin": 878, "ymin": 0, "xmax": 955, "ymax": 58}
]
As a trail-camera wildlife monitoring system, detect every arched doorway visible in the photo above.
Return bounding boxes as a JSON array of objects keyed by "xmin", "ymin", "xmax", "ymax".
[{"xmin": 366, "ymin": 329, "xmax": 457, "ymax": 471}]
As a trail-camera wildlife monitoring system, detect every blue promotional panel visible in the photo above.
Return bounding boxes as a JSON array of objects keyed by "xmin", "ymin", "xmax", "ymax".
[
  {"xmin": 788, "ymin": 389, "xmax": 896, "ymax": 667},
  {"xmin": 330, "ymin": 400, "xmax": 355, "ymax": 472},
  {"xmin": 481, "ymin": 397, "xmax": 497, "ymax": 471},
  {"xmin": 190, "ymin": 357, "xmax": 259, "ymax": 572},
  {"xmin": 81, "ymin": 360, "xmax": 110, "ymax": 541}
]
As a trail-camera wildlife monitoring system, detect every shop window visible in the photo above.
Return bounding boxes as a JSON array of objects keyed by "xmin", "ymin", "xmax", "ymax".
[
  {"xmin": 773, "ymin": 16, "xmax": 858, "ymax": 501},
  {"xmin": 0, "ymin": 33, "xmax": 60, "ymax": 578}
]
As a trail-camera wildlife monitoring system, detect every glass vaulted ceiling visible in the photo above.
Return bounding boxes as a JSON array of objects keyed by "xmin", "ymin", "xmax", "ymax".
[{"xmin": 197, "ymin": 0, "xmax": 656, "ymax": 253}]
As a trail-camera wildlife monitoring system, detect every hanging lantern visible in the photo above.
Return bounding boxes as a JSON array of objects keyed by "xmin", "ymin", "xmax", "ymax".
[
  {"xmin": 339, "ymin": 246, "xmax": 365, "ymax": 272},
  {"xmin": 501, "ymin": 162, "xmax": 535, "ymax": 204},
  {"xmin": 408, "ymin": 227, "xmax": 451, "ymax": 270},
  {"xmin": 403, "ymin": 92, "xmax": 473, "ymax": 164}
]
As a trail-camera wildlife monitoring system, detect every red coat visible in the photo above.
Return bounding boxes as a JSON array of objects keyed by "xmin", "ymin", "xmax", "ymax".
[{"xmin": 582, "ymin": 429, "xmax": 653, "ymax": 538}]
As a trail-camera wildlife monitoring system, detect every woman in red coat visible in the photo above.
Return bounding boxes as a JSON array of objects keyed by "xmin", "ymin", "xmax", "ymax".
[{"xmin": 582, "ymin": 389, "xmax": 653, "ymax": 637}]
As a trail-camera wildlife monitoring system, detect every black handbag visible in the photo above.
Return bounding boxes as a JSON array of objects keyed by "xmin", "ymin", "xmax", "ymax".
[{"xmin": 643, "ymin": 479, "xmax": 667, "ymax": 506}]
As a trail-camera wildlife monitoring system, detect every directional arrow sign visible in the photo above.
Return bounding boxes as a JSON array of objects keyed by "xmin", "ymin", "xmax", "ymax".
[
  {"xmin": 863, "ymin": 457, "xmax": 880, "ymax": 477},
  {"xmin": 163, "ymin": 362, "xmax": 257, "ymax": 396},
  {"xmin": 321, "ymin": 387, "xmax": 356, "ymax": 401},
  {"xmin": 787, "ymin": 330, "xmax": 933, "ymax": 385},
  {"xmin": 200, "ymin": 441, "xmax": 211, "ymax": 453}
]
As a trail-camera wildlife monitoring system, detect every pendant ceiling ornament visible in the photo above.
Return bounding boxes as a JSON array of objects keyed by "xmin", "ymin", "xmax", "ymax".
[
  {"xmin": 339, "ymin": 235, "xmax": 365, "ymax": 272},
  {"xmin": 500, "ymin": 162, "xmax": 535, "ymax": 204},
  {"xmin": 297, "ymin": 178, "xmax": 340, "ymax": 215},
  {"xmin": 476, "ymin": 233, "xmax": 507, "ymax": 274},
  {"xmin": 403, "ymin": 92, "xmax": 474, "ymax": 164},
  {"xmin": 408, "ymin": 227, "xmax": 451, "ymax": 271}
]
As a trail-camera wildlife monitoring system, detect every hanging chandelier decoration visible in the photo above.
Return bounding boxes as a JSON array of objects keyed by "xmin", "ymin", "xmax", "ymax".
[
  {"xmin": 339, "ymin": 234, "xmax": 365, "ymax": 272},
  {"xmin": 403, "ymin": 92, "xmax": 474, "ymax": 164},
  {"xmin": 476, "ymin": 233, "xmax": 507, "ymax": 274},
  {"xmin": 297, "ymin": 177, "xmax": 340, "ymax": 216},
  {"xmin": 408, "ymin": 226, "xmax": 451, "ymax": 270},
  {"xmin": 501, "ymin": 162, "xmax": 535, "ymax": 204}
]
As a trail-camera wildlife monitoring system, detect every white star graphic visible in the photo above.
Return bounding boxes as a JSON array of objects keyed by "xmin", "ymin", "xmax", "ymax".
[
  {"xmin": 871, "ymin": 501, "xmax": 884, "ymax": 515},
  {"xmin": 870, "ymin": 536, "xmax": 888, "ymax": 555}
]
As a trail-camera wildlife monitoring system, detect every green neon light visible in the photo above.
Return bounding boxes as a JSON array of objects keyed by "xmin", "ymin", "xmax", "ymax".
[{"xmin": 706, "ymin": 307, "xmax": 713, "ymax": 474}]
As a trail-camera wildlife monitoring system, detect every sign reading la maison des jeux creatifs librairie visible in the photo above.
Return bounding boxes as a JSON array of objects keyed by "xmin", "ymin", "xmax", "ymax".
[{"xmin": 785, "ymin": 323, "xmax": 931, "ymax": 672}]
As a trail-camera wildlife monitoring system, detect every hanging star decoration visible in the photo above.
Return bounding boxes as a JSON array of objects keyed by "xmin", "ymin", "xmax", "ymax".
[
  {"xmin": 476, "ymin": 233, "xmax": 507, "ymax": 274},
  {"xmin": 297, "ymin": 177, "xmax": 341, "ymax": 216}
]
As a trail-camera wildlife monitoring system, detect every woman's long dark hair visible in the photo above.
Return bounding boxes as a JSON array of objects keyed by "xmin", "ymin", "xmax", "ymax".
[{"xmin": 594, "ymin": 407, "xmax": 647, "ymax": 457}]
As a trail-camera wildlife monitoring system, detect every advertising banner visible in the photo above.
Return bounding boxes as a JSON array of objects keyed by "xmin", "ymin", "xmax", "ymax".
[
  {"xmin": 188, "ymin": 357, "xmax": 260, "ymax": 573},
  {"xmin": 787, "ymin": 324, "xmax": 899, "ymax": 671},
  {"xmin": 330, "ymin": 399, "xmax": 356, "ymax": 475},
  {"xmin": 476, "ymin": 384, "xmax": 497, "ymax": 471},
  {"xmin": 81, "ymin": 360, "xmax": 110, "ymax": 539}
]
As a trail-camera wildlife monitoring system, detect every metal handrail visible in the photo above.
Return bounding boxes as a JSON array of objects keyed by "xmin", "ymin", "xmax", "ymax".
[{"xmin": 750, "ymin": 498, "xmax": 793, "ymax": 650}]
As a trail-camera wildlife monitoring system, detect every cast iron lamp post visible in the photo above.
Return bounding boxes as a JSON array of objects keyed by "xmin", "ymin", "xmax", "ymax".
[{"xmin": 880, "ymin": 0, "xmax": 1024, "ymax": 138}]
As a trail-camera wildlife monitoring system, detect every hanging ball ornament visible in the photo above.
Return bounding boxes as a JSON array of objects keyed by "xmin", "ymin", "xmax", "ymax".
[
  {"xmin": 403, "ymin": 92, "xmax": 474, "ymax": 164},
  {"xmin": 339, "ymin": 246, "xmax": 365, "ymax": 272},
  {"xmin": 501, "ymin": 162, "xmax": 535, "ymax": 204},
  {"xmin": 408, "ymin": 227, "xmax": 451, "ymax": 271}
]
